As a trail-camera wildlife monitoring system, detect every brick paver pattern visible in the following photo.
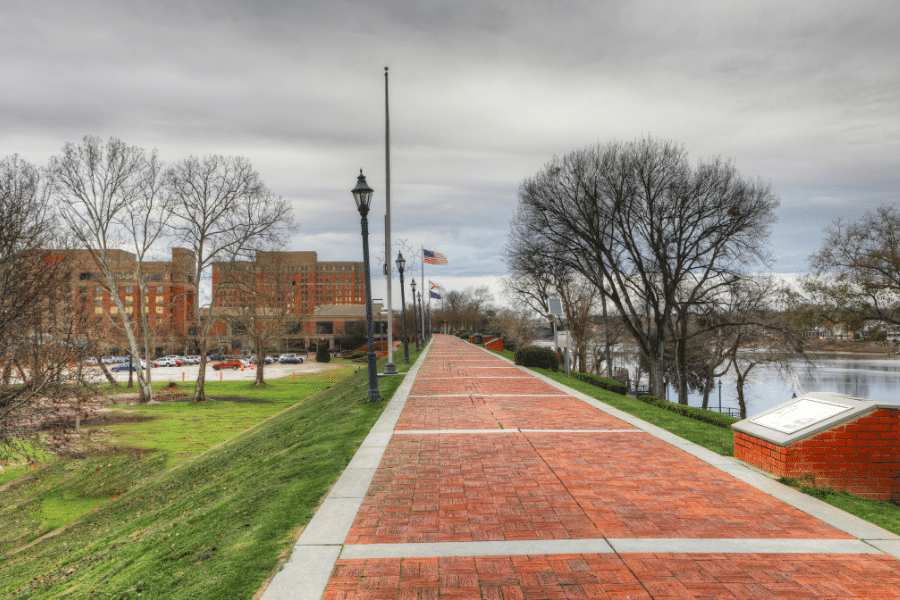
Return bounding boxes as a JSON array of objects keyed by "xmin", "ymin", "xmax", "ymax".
[
  {"xmin": 326, "ymin": 553, "xmax": 900, "ymax": 599},
  {"xmin": 327, "ymin": 336, "xmax": 900, "ymax": 597}
]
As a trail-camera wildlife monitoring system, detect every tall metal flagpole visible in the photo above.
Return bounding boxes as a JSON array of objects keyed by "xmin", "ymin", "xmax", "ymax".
[
  {"xmin": 421, "ymin": 245, "xmax": 426, "ymax": 340},
  {"xmin": 383, "ymin": 66, "xmax": 397, "ymax": 374}
]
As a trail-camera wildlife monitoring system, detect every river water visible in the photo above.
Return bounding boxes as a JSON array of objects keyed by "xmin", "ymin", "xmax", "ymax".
[
  {"xmin": 532, "ymin": 341, "xmax": 900, "ymax": 418},
  {"xmin": 664, "ymin": 354, "xmax": 900, "ymax": 418}
]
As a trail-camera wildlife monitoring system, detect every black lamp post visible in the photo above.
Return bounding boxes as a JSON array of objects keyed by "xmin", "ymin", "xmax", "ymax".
[
  {"xmin": 410, "ymin": 278, "xmax": 420, "ymax": 351},
  {"xmin": 396, "ymin": 251, "xmax": 410, "ymax": 364},
  {"xmin": 418, "ymin": 291, "xmax": 424, "ymax": 340},
  {"xmin": 352, "ymin": 169, "xmax": 382, "ymax": 402},
  {"xmin": 717, "ymin": 379, "xmax": 722, "ymax": 414}
]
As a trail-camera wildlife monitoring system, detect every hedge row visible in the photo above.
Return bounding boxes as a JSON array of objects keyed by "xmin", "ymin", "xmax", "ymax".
[
  {"xmin": 636, "ymin": 395, "xmax": 739, "ymax": 429},
  {"xmin": 571, "ymin": 372, "xmax": 627, "ymax": 396},
  {"xmin": 514, "ymin": 345, "xmax": 559, "ymax": 371}
]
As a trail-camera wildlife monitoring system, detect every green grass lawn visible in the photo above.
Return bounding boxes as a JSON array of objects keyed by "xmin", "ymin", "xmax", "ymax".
[{"xmin": 0, "ymin": 348, "xmax": 422, "ymax": 600}]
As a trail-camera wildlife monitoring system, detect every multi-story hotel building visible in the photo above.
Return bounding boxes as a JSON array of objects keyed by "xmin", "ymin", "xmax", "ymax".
[
  {"xmin": 44, "ymin": 248, "xmax": 372, "ymax": 357},
  {"xmin": 210, "ymin": 251, "xmax": 371, "ymax": 353},
  {"xmin": 47, "ymin": 247, "xmax": 196, "ymax": 357}
]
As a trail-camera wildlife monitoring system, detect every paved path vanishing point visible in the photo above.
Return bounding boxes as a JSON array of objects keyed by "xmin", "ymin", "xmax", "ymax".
[{"xmin": 264, "ymin": 334, "xmax": 900, "ymax": 599}]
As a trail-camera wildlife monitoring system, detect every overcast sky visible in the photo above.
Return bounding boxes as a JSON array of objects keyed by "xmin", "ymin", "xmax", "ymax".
[{"xmin": 3, "ymin": 0, "xmax": 898, "ymax": 306}]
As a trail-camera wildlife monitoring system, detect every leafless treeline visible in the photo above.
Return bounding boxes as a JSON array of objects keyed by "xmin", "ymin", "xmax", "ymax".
[{"xmin": 1, "ymin": 136, "xmax": 295, "ymax": 456}]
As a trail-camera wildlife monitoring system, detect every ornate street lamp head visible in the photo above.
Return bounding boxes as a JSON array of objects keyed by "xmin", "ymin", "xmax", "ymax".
[
  {"xmin": 352, "ymin": 169, "xmax": 374, "ymax": 212},
  {"xmin": 395, "ymin": 251, "xmax": 406, "ymax": 273},
  {"xmin": 410, "ymin": 278, "xmax": 416, "ymax": 292}
]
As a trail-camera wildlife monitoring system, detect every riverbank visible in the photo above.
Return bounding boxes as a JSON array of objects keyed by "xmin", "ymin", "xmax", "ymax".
[{"xmin": 806, "ymin": 339, "xmax": 899, "ymax": 355}]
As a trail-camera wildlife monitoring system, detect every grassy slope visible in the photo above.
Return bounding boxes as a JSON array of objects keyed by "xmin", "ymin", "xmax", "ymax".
[{"xmin": 0, "ymin": 351, "xmax": 419, "ymax": 600}]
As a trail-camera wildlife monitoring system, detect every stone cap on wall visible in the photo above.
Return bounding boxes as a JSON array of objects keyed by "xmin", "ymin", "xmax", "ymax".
[{"xmin": 732, "ymin": 391, "xmax": 899, "ymax": 447}]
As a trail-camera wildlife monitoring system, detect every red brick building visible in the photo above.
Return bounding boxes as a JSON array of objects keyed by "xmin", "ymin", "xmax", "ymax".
[
  {"xmin": 207, "ymin": 251, "xmax": 371, "ymax": 353},
  {"xmin": 46, "ymin": 247, "xmax": 196, "ymax": 356}
]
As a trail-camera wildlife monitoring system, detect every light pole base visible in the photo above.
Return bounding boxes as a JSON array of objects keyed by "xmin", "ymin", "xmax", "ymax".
[{"xmin": 382, "ymin": 362, "xmax": 398, "ymax": 375}]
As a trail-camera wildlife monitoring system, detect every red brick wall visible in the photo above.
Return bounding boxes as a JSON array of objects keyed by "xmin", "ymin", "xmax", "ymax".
[
  {"xmin": 485, "ymin": 338, "xmax": 503, "ymax": 351},
  {"xmin": 734, "ymin": 408, "xmax": 900, "ymax": 500}
]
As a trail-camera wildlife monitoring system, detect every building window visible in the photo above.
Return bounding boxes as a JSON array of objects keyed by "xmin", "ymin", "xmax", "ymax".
[
  {"xmin": 96, "ymin": 316, "xmax": 103, "ymax": 324},
  {"xmin": 110, "ymin": 306, "xmax": 119, "ymax": 314},
  {"xmin": 79, "ymin": 272, "xmax": 94, "ymax": 281},
  {"xmin": 125, "ymin": 286, "xmax": 133, "ymax": 293},
  {"xmin": 156, "ymin": 286, "xmax": 164, "ymax": 294},
  {"xmin": 156, "ymin": 307, "xmax": 163, "ymax": 314},
  {"xmin": 110, "ymin": 316, "xmax": 118, "ymax": 324},
  {"xmin": 126, "ymin": 306, "xmax": 133, "ymax": 314}
]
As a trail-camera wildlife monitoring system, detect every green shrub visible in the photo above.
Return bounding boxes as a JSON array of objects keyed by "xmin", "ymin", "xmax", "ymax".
[
  {"xmin": 348, "ymin": 351, "xmax": 367, "ymax": 360},
  {"xmin": 636, "ymin": 395, "xmax": 739, "ymax": 429},
  {"xmin": 571, "ymin": 372, "xmax": 627, "ymax": 395},
  {"xmin": 514, "ymin": 345, "xmax": 559, "ymax": 371},
  {"xmin": 315, "ymin": 344, "xmax": 331, "ymax": 363}
]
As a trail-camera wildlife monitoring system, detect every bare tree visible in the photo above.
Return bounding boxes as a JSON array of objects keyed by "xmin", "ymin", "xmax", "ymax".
[
  {"xmin": 215, "ymin": 251, "xmax": 307, "ymax": 386},
  {"xmin": 512, "ymin": 138, "xmax": 779, "ymax": 397},
  {"xmin": 0, "ymin": 155, "xmax": 94, "ymax": 457},
  {"xmin": 789, "ymin": 205, "xmax": 900, "ymax": 332},
  {"xmin": 49, "ymin": 136, "xmax": 169, "ymax": 403},
  {"xmin": 166, "ymin": 155, "xmax": 294, "ymax": 402},
  {"xmin": 487, "ymin": 307, "xmax": 539, "ymax": 352}
]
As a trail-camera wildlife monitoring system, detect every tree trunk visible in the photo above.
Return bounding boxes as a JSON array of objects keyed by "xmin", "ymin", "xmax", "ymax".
[
  {"xmin": 98, "ymin": 361, "xmax": 117, "ymax": 386},
  {"xmin": 193, "ymin": 355, "xmax": 208, "ymax": 402},
  {"xmin": 651, "ymin": 335, "xmax": 666, "ymax": 398},
  {"xmin": 256, "ymin": 358, "xmax": 265, "ymax": 386},
  {"xmin": 735, "ymin": 363, "xmax": 755, "ymax": 420},
  {"xmin": 675, "ymin": 337, "xmax": 689, "ymax": 405},
  {"xmin": 701, "ymin": 374, "xmax": 712, "ymax": 409}
]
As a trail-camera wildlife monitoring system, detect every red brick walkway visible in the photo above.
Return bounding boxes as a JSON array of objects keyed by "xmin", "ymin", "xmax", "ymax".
[{"xmin": 323, "ymin": 335, "xmax": 900, "ymax": 598}]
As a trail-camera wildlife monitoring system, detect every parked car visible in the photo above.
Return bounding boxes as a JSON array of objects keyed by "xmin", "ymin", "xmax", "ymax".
[
  {"xmin": 115, "ymin": 356, "xmax": 128, "ymax": 363},
  {"xmin": 185, "ymin": 355, "xmax": 201, "ymax": 365},
  {"xmin": 278, "ymin": 354, "xmax": 303, "ymax": 364},
  {"xmin": 248, "ymin": 355, "xmax": 274, "ymax": 364},
  {"xmin": 101, "ymin": 356, "xmax": 116, "ymax": 364},
  {"xmin": 163, "ymin": 355, "xmax": 184, "ymax": 366},
  {"xmin": 153, "ymin": 357, "xmax": 177, "ymax": 367},
  {"xmin": 207, "ymin": 353, "xmax": 222, "ymax": 362},
  {"xmin": 212, "ymin": 358, "xmax": 245, "ymax": 371},
  {"xmin": 83, "ymin": 357, "xmax": 98, "ymax": 366},
  {"xmin": 111, "ymin": 360, "xmax": 148, "ymax": 372}
]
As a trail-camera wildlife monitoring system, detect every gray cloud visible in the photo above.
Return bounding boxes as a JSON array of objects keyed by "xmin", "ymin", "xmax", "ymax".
[{"xmin": 2, "ymin": 0, "xmax": 898, "ymax": 291}]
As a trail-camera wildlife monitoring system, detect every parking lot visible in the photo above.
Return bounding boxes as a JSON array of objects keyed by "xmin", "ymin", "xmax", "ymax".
[{"xmin": 103, "ymin": 356, "xmax": 344, "ymax": 383}]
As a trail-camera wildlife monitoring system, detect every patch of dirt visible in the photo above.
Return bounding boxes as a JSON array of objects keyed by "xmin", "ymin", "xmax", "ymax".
[
  {"xmin": 80, "ymin": 414, "xmax": 157, "ymax": 426},
  {"xmin": 163, "ymin": 394, "xmax": 272, "ymax": 404}
]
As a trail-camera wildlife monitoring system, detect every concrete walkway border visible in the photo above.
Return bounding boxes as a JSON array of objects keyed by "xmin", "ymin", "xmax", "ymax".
[
  {"xmin": 478, "ymin": 344, "xmax": 900, "ymax": 555},
  {"xmin": 261, "ymin": 338, "xmax": 434, "ymax": 600}
]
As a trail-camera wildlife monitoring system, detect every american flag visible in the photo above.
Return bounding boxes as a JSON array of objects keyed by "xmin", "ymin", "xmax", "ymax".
[{"xmin": 423, "ymin": 249, "xmax": 448, "ymax": 265}]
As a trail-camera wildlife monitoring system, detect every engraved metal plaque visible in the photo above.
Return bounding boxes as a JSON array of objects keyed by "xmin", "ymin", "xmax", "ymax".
[{"xmin": 751, "ymin": 398, "xmax": 852, "ymax": 434}]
